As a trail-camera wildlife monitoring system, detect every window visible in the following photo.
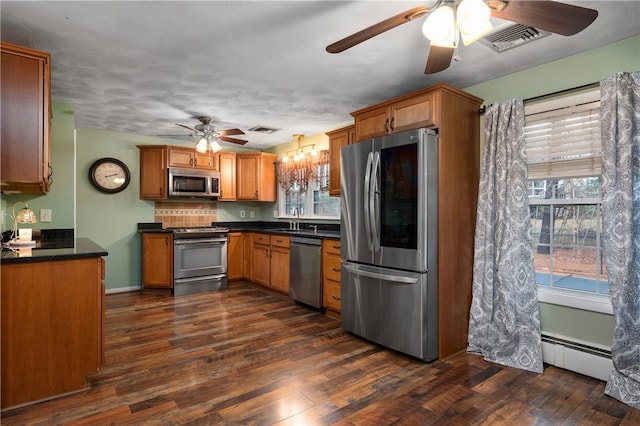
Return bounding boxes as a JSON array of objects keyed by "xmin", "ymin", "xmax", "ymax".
[
  {"xmin": 278, "ymin": 161, "xmax": 339, "ymax": 219},
  {"xmin": 525, "ymin": 86, "xmax": 610, "ymax": 311}
]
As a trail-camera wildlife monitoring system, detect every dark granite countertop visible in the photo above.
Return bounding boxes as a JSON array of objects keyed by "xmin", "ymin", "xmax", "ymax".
[
  {"xmin": 137, "ymin": 221, "xmax": 340, "ymax": 240},
  {"xmin": 1, "ymin": 238, "xmax": 108, "ymax": 264}
]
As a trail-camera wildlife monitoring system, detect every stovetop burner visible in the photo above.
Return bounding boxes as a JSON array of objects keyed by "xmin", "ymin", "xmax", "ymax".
[
  {"xmin": 170, "ymin": 226, "xmax": 229, "ymax": 233},
  {"xmin": 170, "ymin": 226, "xmax": 229, "ymax": 238}
]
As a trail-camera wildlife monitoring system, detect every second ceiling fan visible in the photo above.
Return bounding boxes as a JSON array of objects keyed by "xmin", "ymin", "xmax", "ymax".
[{"xmin": 326, "ymin": 0, "xmax": 599, "ymax": 74}]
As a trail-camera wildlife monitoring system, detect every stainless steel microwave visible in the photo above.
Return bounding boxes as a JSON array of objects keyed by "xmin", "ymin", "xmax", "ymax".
[{"xmin": 168, "ymin": 167, "xmax": 220, "ymax": 198}]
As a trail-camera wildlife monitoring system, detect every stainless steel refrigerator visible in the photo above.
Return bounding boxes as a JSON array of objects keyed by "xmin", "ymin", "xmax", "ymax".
[{"xmin": 340, "ymin": 128, "xmax": 439, "ymax": 361}]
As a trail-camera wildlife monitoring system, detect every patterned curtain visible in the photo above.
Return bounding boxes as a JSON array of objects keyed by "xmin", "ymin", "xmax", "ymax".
[
  {"xmin": 467, "ymin": 100, "xmax": 543, "ymax": 373},
  {"xmin": 315, "ymin": 150, "xmax": 331, "ymax": 191},
  {"xmin": 275, "ymin": 149, "xmax": 330, "ymax": 194},
  {"xmin": 600, "ymin": 71, "xmax": 640, "ymax": 409}
]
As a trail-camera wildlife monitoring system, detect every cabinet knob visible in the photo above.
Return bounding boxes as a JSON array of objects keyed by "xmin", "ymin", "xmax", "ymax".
[
  {"xmin": 332, "ymin": 296, "xmax": 341, "ymax": 301},
  {"xmin": 390, "ymin": 117, "xmax": 395, "ymax": 132},
  {"xmin": 384, "ymin": 118, "xmax": 389, "ymax": 134},
  {"xmin": 332, "ymin": 268, "xmax": 341, "ymax": 272}
]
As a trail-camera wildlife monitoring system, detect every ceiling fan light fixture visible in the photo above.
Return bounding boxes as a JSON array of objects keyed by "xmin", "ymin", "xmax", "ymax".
[
  {"xmin": 422, "ymin": 5, "xmax": 456, "ymax": 48},
  {"xmin": 210, "ymin": 139, "xmax": 222, "ymax": 153},
  {"xmin": 195, "ymin": 136, "xmax": 208, "ymax": 153},
  {"xmin": 457, "ymin": 0, "xmax": 493, "ymax": 45}
]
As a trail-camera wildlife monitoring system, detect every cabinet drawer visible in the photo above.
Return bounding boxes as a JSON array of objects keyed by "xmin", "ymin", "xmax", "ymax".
[
  {"xmin": 253, "ymin": 233, "xmax": 270, "ymax": 245},
  {"xmin": 323, "ymin": 279, "xmax": 341, "ymax": 312},
  {"xmin": 323, "ymin": 253, "xmax": 341, "ymax": 282},
  {"xmin": 270, "ymin": 235, "xmax": 290, "ymax": 248},
  {"xmin": 322, "ymin": 239, "xmax": 341, "ymax": 256}
]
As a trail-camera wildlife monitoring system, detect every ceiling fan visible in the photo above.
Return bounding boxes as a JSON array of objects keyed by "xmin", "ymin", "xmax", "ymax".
[
  {"xmin": 326, "ymin": 0, "xmax": 599, "ymax": 74},
  {"xmin": 173, "ymin": 116, "xmax": 248, "ymax": 153}
]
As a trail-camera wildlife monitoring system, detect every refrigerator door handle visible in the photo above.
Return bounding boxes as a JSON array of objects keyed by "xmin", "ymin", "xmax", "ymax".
[
  {"xmin": 343, "ymin": 263, "xmax": 418, "ymax": 284},
  {"xmin": 363, "ymin": 151, "xmax": 374, "ymax": 251},
  {"xmin": 371, "ymin": 151, "xmax": 381, "ymax": 252}
]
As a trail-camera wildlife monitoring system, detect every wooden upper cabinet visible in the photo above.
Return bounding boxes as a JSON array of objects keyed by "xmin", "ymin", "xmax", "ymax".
[
  {"xmin": 236, "ymin": 152, "xmax": 277, "ymax": 201},
  {"xmin": 168, "ymin": 147, "xmax": 218, "ymax": 170},
  {"xmin": 138, "ymin": 145, "xmax": 168, "ymax": 200},
  {"xmin": 326, "ymin": 125, "xmax": 355, "ymax": 197},
  {"xmin": 0, "ymin": 42, "xmax": 51, "ymax": 194},
  {"xmin": 352, "ymin": 90, "xmax": 435, "ymax": 142},
  {"xmin": 219, "ymin": 152, "xmax": 236, "ymax": 201}
]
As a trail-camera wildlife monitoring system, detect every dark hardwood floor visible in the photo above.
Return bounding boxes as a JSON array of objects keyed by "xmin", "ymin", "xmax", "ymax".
[{"xmin": 2, "ymin": 281, "xmax": 638, "ymax": 425}]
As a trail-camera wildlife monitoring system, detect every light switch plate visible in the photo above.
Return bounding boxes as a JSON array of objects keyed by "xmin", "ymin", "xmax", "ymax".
[{"xmin": 40, "ymin": 209, "xmax": 52, "ymax": 222}]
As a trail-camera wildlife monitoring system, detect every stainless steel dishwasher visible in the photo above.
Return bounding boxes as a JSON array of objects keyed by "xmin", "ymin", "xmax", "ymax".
[{"xmin": 289, "ymin": 236, "xmax": 322, "ymax": 309}]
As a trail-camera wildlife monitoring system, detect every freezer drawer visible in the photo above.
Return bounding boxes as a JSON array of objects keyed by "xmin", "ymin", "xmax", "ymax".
[{"xmin": 341, "ymin": 261, "xmax": 438, "ymax": 361}]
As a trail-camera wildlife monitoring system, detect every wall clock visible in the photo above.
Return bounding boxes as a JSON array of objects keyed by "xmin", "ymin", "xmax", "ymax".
[{"xmin": 88, "ymin": 157, "xmax": 131, "ymax": 194}]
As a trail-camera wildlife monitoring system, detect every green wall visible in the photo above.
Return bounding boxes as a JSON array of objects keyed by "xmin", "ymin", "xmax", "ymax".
[{"xmin": 462, "ymin": 35, "xmax": 640, "ymax": 349}]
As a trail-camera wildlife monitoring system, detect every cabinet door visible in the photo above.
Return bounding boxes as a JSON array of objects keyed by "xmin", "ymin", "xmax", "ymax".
[
  {"xmin": 236, "ymin": 153, "xmax": 277, "ymax": 201},
  {"xmin": 270, "ymin": 246, "xmax": 290, "ymax": 294},
  {"xmin": 0, "ymin": 43, "xmax": 50, "ymax": 193},
  {"xmin": 194, "ymin": 152, "xmax": 219, "ymax": 170},
  {"xmin": 252, "ymin": 237, "xmax": 270, "ymax": 287},
  {"xmin": 168, "ymin": 147, "xmax": 195, "ymax": 168},
  {"xmin": 242, "ymin": 233, "xmax": 253, "ymax": 280},
  {"xmin": 219, "ymin": 152, "xmax": 236, "ymax": 201},
  {"xmin": 141, "ymin": 233, "xmax": 173, "ymax": 289},
  {"xmin": 327, "ymin": 125, "xmax": 354, "ymax": 197},
  {"xmin": 227, "ymin": 232, "xmax": 243, "ymax": 281},
  {"xmin": 354, "ymin": 104, "xmax": 389, "ymax": 141},
  {"xmin": 138, "ymin": 146, "xmax": 167, "ymax": 199},
  {"xmin": 390, "ymin": 93, "xmax": 434, "ymax": 134},
  {"xmin": 236, "ymin": 154, "xmax": 260, "ymax": 200}
]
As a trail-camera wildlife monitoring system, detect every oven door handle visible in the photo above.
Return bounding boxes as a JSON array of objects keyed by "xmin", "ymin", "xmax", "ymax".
[
  {"xmin": 174, "ymin": 238, "xmax": 227, "ymax": 245},
  {"xmin": 174, "ymin": 274, "xmax": 226, "ymax": 284}
]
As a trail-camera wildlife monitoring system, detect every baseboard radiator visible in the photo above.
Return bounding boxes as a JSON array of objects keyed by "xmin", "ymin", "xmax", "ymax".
[{"xmin": 542, "ymin": 334, "xmax": 612, "ymax": 381}]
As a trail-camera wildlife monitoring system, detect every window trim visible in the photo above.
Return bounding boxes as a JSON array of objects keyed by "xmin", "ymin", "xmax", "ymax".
[
  {"xmin": 277, "ymin": 184, "xmax": 340, "ymax": 220},
  {"xmin": 537, "ymin": 286, "xmax": 613, "ymax": 314}
]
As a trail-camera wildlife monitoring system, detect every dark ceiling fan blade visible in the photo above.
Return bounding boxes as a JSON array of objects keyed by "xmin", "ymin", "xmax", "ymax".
[
  {"xmin": 326, "ymin": 6, "xmax": 428, "ymax": 53},
  {"xmin": 425, "ymin": 46, "xmax": 455, "ymax": 74},
  {"xmin": 488, "ymin": 1, "xmax": 598, "ymax": 36},
  {"xmin": 220, "ymin": 136, "xmax": 248, "ymax": 145},
  {"xmin": 218, "ymin": 128, "xmax": 245, "ymax": 136},
  {"xmin": 175, "ymin": 123, "xmax": 199, "ymax": 133}
]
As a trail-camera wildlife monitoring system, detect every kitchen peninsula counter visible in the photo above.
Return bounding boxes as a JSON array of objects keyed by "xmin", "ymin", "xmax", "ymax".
[
  {"xmin": 1, "ymin": 237, "xmax": 107, "ymax": 410},
  {"xmin": 1, "ymin": 237, "xmax": 108, "ymax": 263}
]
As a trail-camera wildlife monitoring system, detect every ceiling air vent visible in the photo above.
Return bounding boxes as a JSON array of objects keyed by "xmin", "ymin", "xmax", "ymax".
[
  {"xmin": 248, "ymin": 125, "xmax": 279, "ymax": 134},
  {"xmin": 480, "ymin": 23, "xmax": 551, "ymax": 53}
]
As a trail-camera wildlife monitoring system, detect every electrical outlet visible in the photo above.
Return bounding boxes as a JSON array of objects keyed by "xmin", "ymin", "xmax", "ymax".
[
  {"xmin": 40, "ymin": 209, "xmax": 52, "ymax": 223},
  {"xmin": 249, "ymin": 211, "xmax": 255, "ymax": 218},
  {"xmin": 273, "ymin": 210, "xmax": 278, "ymax": 218},
  {"xmin": 240, "ymin": 210, "xmax": 246, "ymax": 218}
]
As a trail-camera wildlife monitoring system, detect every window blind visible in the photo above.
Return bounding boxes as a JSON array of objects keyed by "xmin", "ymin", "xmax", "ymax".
[{"xmin": 524, "ymin": 87, "xmax": 601, "ymax": 180}]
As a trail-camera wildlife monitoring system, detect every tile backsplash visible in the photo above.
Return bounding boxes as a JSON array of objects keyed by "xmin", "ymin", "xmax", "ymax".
[{"xmin": 154, "ymin": 201, "xmax": 217, "ymax": 228}]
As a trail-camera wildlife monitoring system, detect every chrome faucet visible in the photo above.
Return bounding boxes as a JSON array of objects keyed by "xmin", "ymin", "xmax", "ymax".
[
  {"xmin": 293, "ymin": 207, "xmax": 300, "ymax": 230},
  {"xmin": 309, "ymin": 224, "xmax": 317, "ymax": 234}
]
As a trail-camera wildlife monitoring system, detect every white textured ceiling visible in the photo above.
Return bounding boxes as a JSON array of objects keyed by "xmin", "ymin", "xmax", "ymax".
[{"xmin": 1, "ymin": 1, "xmax": 639, "ymax": 150}]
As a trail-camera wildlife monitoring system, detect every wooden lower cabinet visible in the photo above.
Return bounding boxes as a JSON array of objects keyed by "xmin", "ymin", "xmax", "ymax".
[
  {"xmin": 322, "ymin": 239, "xmax": 342, "ymax": 316},
  {"xmin": 251, "ymin": 233, "xmax": 290, "ymax": 294},
  {"xmin": 242, "ymin": 233, "xmax": 253, "ymax": 281},
  {"xmin": 1, "ymin": 257, "xmax": 105, "ymax": 409},
  {"xmin": 269, "ymin": 235, "xmax": 290, "ymax": 294},
  {"xmin": 141, "ymin": 232, "xmax": 173, "ymax": 291},
  {"xmin": 227, "ymin": 232, "xmax": 243, "ymax": 280}
]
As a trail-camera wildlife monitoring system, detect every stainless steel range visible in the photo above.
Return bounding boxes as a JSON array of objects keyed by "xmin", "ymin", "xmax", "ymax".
[{"xmin": 170, "ymin": 226, "xmax": 229, "ymax": 296}]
